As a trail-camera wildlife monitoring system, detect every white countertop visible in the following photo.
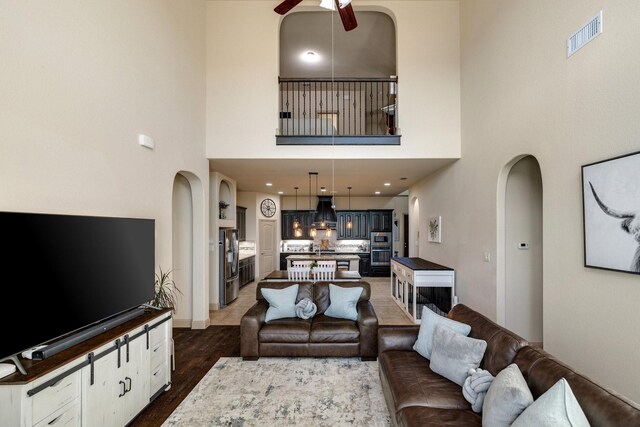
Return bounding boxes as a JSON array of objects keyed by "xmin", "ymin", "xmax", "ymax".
[
  {"xmin": 239, "ymin": 252, "xmax": 255, "ymax": 261},
  {"xmin": 286, "ymin": 254, "xmax": 360, "ymax": 261}
]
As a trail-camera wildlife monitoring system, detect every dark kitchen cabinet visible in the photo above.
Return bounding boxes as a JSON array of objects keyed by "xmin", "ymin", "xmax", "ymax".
[
  {"xmin": 239, "ymin": 255, "xmax": 255, "ymax": 287},
  {"xmin": 282, "ymin": 211, "xmax": 315, "ymax": 239},
  {"xmin": 236, "ymin": 206, "xmax": 247, "ymax": 241},
  {"xmin": 336, "ymin": 211, "xmax": 369, "ymax": 240},
  {"xmin": 359, "ymin": 254, "xmax": 371, "ymax": 277},
  {"xmin": 280, "ymin": 254, "xmax": 289, "ymax": 271},
  {"xmin": 369, "ymin": 210, "xmax": 393, "ymax": 232}
]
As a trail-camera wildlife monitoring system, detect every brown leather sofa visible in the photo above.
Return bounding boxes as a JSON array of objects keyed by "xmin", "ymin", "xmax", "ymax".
[
  {"xmin": 379, "ymin": 304, "xmax": 640, "ymax": 427},
  {"xmin": 241, "ymin": 281, "xmax": 378, "ymax": 360}
]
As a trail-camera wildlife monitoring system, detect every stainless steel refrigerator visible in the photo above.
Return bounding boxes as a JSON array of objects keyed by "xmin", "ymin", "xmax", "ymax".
[{"xmin": 219, "ymin": 228, "xmax": 239, "ymax": 308}]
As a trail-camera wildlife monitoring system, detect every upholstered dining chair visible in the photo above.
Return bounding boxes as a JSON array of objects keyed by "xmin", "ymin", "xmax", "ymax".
[{"xmin": 287, "ymin": 267, "xmax": 310, "ymax": 281}]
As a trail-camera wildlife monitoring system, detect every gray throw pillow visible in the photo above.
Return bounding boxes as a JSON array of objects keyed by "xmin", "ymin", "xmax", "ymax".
[
  {"xmin": 261, "ymin": 284, "xmax": 299, "ymax": 322},
  {"xmin": 482, "ymin": 363, "xmax": 534, "ymax": 427},
  {"xmin": 413, "ymin": 306, "xmax": 471, "ymax": 360},
  {"xmin": 429, "ymin": 324, "xmax": 487, "ymax": 386},
  {"xmin": 324, "ymin": 284, "xmax": 363, "ymax": 321},
  {"xmin": 511, "ymin": 378, "xmax": 590, "ymax": 427}
]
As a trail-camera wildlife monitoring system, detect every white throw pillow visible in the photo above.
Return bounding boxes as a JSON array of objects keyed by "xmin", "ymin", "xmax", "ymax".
[
  {"xmin": 482, "ymin": 363, "xmax": 534, "ymax": 427},
  {"xmin": 261, "ymin": 284, "xmax": 299, "ymax": 322},
  {"xmin": 413, "ymin": 306, "xmax": 471, "ymax": 360},
  {"xmin": 511, "ymin": 378, "xmax": 590, "ymax": 427},
  {"xmin": 429, "ymin": 324, "xmax": 487, "ymax": 386},
  {"xmin": 324, "ymin": 284, "xmax": 363, "ymax": 321}
]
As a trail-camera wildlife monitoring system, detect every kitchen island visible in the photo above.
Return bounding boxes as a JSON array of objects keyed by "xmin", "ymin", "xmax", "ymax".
[{"xmin": 285, "ymin": 254, "xmax": 360, "ymax": 271}]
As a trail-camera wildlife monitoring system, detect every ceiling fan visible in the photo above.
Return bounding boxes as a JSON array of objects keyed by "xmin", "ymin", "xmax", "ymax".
[{"xmin": 274, "ymin": 0, "xmax": 358, "ymax": 32}]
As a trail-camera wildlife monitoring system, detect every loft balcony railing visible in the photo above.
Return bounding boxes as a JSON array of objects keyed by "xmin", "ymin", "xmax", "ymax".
[{"xmin": 276, "ymin": 77, "xmax": 400, "ymax": 146}]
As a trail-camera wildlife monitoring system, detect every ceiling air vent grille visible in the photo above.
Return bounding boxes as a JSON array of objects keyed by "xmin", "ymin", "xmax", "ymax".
[{"xmin": 567, "ymin": 11, "xmax": 602, "ymax": 57}]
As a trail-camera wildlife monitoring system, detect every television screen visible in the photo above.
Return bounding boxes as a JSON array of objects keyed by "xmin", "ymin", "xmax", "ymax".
[{"xmin": 0, "ymin": 211, "xmax": 155, "ymax": 361}]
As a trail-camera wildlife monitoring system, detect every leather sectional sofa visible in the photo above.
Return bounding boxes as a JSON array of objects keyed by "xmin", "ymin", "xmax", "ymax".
[
  {"xmin": 379, "ymin": 304, "xmax": 640, "ymax": 426},
  {"xmin": 241, "ymin": 281, "xmax": 378, "ymax": 360}
]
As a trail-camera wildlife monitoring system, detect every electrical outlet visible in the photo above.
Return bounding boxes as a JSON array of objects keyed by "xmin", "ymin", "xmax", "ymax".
[{"xmin": 483, "ymin": 252, "xmax": 491, "ymax": 262}]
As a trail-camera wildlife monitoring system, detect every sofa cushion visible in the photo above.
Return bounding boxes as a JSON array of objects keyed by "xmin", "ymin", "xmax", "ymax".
[
  {"xmin": 448, "ymin": 304, "xmax": 528, "ymax": 375},
  {"xmin": 514, "ymin": 346, "xmax": 640, "ymax": 426},
  {"xmin": 256, "ymin": 281, "xmax": 313, "ymax": 303},
  {"xmin": 512, "ymin": 378, "xmax": 590, "ymax": 427},
  {"xmin": 430, "ymin": 324, "xmax": 487, "ymax": 386},
  {"xmin": 414, "ymin": 306, "xmax": 471, "ymax": 360},
  {"xmin": 261, "ymin": 284, "xmax": 299, "ymax": 322},
  {"xmin": 324, "ymin": 284, "xmax": 363, "ymax": 321},
  {"xmin": 482, "ymin": 363, "xmax": 533, "ymax": 426},
  {"xmin": 310, "ymin": 315, "xmax": 360, "ymax": 343},
  {"xmin": 258, "ymin": 318, "xmax": 311, "ymax": 343},
  {"xmin": 314, "ymin": 281, "xmax": 370, "ymax": 314},
  {"xmin": 397, "ymin": 406, "xmax": 481, "ymax": 427},
  {"xmin": 379, "ymin": 350, "xmax": 472, "ymax": 411}
]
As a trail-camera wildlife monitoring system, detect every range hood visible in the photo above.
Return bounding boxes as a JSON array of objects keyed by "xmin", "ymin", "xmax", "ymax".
[{"xmin": 313, "ymin": 195, "xmax": 337, "ymax": 225}]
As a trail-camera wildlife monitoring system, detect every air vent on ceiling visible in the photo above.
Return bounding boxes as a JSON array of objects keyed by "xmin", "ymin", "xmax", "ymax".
[{"xmin": 567, "ymin": 11, "xmax": 602, "ymax": 57}]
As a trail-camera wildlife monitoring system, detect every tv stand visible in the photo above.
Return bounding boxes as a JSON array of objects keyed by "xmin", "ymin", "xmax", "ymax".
[
  {"xmin": 32, "ymin": 307, "xmax": 146, "ymax": 361},
  {"xmin": 0, "ymin": 309, "xmax": 172, "ymax": 427}
]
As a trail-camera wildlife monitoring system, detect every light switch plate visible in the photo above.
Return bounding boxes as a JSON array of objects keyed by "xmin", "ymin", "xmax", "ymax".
[{"xmin": 138, "ymin": 134, "xmax": 155, "ymax": 149}]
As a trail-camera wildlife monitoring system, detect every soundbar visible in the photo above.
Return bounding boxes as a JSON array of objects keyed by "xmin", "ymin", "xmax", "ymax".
[{"xmin": 32, "ymin": 308, "xmax": 146, "ymax": 360}]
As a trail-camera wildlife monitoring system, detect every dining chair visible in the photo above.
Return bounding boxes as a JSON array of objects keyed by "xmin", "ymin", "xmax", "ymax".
[
  {"xmin": 313, "ymin": 266, "xmax": 335, "ymax": 281},
  {"xmin": 292, "ymin": 260, "xmax": 313, "ymax": 268},
  {"xmin": 316, "ymin": 260, "xmax": 337, "ymax": 270},
  {"xmin": 336, "ymin": 260, "xmax": 350, "ymax": 271},
  {"xmin": 287, "ymin": 267, "xmax": 310, "ymax": 281}
]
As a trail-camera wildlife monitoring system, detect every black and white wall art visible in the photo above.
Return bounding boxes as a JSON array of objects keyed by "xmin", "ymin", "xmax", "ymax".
[
  {"xmin": 582, "ymin": 151, "xmax": 640, "ymax": 275},
  {"xmin": 428, "ymin": 216, "xmax": 441, "ymax": 243}
]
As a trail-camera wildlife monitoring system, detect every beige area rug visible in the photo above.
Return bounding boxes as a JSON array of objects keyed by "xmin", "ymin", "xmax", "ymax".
[{"xmin": 163, "ymin": 357, "xmax": 392, "ymax": 427}]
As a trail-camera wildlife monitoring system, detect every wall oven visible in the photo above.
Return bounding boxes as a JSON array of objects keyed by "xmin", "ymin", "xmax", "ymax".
[
  {"xmin": 371, "ymin": 248, "xmax": 392, "ymax": 266},
  {"xmin": 371, "ymin": 232, "xmax": 392, "ymax": 248},
  {"xmin": 370, "ymin": 232, "xmax": 392, "ymax": 266}
]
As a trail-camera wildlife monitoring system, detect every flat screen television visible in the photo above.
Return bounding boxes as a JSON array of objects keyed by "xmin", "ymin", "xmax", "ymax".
[{"xmin": 0, "ymin": 211, "xmax": 155, "ymax": 364}]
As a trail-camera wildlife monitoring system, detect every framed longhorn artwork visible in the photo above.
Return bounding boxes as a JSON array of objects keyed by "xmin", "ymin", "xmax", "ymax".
[{"xmin": 582, "ymin": 151, "xmax": 640, "ymax": 275}]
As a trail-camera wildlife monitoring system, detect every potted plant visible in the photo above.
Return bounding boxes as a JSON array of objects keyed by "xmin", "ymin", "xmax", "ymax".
[
  {"xmin": 151, "ymin": 267, "xmax": 182, "ymax": 312},
  {"xmin": 219, "ymin": 200, "xmax": 230, "ymax": 219}
]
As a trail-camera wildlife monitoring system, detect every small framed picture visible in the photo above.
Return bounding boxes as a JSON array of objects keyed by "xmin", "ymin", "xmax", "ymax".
[
  {"xmin": 428, "ymin": 216, "xmax": 441, "ymax": 243},
  {"xmin": 582, "ymin": 151, "xmax": 640, "ymax": 275}
]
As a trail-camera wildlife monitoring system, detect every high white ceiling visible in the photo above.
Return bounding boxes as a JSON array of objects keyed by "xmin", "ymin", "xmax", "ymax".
[{"xmin": 209, "ymin": 9, "xmax": 451, "ymax": 198}]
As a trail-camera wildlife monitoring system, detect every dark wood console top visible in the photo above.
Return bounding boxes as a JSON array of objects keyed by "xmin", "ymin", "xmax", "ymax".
[
  {"xmin": 392, "ymin": 257, "xmax": 453, "ymax": 271},
  {"xmin": 0, "ymin": 308, "xmax": 171, "ymax": 385}
]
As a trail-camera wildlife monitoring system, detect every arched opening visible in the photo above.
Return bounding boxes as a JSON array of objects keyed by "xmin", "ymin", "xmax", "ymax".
[
  {"xmin": 172, "ymin": 171, "xmax": 206, "ymax": 329},
  {"xmin": 497, "ymin": 156, "xmax": 543, "ymax": 345},
  {"xmin": 411, "ymin": 197, "xmax": 420, "ymax": 257}
]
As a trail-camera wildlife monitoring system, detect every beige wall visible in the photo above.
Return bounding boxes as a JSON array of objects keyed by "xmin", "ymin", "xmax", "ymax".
[
  {"xmin": 0, "ymin": 1, "xmax": 210, "ymax": 322},
  {"xmin": 206, "ymin": 0, "xmax": 460, "ymax": 160},
  {"xmin": 411, "ymin": 0, "xmax": 640, "ymax": 402}
]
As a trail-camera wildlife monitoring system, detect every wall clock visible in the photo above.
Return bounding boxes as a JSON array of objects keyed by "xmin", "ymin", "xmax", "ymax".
[{"xmin": 260, "ymin": 198, "xmax": 277, "ymax": 217}]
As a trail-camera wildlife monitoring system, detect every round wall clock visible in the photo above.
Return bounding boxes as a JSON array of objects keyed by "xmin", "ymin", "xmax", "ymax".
[{"xmin": 260, "ymin": 198, "xmax": 277, "ymax": 217}]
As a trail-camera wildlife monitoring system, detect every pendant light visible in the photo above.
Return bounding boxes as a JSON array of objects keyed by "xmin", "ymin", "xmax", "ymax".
[
  {"xmin": 309, "ymin": 173, "xmax": 317, "ymax": 237},
  {"xmin": 346, "ymin": 186, "xmax": 352, "ymax": 229},
  {"xmin": 293, "ymin": 186, "xmax": 303, "ymax": 237}
]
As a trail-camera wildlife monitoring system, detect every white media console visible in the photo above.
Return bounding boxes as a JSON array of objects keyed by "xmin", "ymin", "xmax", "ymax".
[{"xmin": 0, "ymin": 309, "xmax": 172, "ymax": 427}]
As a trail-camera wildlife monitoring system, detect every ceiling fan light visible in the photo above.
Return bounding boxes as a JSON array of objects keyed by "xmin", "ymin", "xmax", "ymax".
[{"xmin": 319, "ymin": 0, "xmax": 335, "ymax": 10}]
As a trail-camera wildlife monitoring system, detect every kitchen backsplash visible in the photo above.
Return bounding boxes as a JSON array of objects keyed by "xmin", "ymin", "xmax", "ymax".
[
  {"xmin": 239, "ymin": 240, "xmax": 256, "ymax": 255},
  {"xmin": 281, "ymin": 238, "xmax": 369, "ymax": 253}
]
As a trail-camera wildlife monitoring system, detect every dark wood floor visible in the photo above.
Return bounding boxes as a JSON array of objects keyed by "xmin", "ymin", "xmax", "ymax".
[{"xmin": 130, "ymin": 326, "xmax": 240, "ymax": 427}]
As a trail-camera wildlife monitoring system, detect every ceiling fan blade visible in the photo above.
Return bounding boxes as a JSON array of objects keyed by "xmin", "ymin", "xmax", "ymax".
[
  {"xmin": 335, "ymin": 0, "xmax": 358, "ymax": 31},
  {"xmin": 274, "ymin": 0, "xmax": 303, "ymax": 15}
]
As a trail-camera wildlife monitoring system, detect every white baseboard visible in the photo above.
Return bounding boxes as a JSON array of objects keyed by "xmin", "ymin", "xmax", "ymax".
[
  {"xmin": 191, "ymin": 318, "xmax": 210, "ymax": 330},
  {"xmin": 173, "ymin": 319, "xmax": 192, "ymax": 328},
  {"xmin": 210, "ymin": 302, "xmax": 220, "ymax": 311}
]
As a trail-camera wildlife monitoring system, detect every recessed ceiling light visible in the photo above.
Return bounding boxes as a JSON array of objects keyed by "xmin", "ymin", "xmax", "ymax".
[
  {"xmin": 400, "ymin": 177, "xmax": 407, "ymax": 181},
  {"xmin": 277, "ymin": 191, "xmax": 284, "ymax": 195},
  {"xmin": 375, "ymin": 191, "xmax": 381, "ymax": 195},
  {"xmin": 266, "ymin": 183, "xmax": 273, "ymax": 186},
  {"xmin": 384, "ymin": 182, "xmax": 391, "ymax": 186},
  {"xmin": 320, "ymin": 187, "xmax": 326, "ymax": 192}
]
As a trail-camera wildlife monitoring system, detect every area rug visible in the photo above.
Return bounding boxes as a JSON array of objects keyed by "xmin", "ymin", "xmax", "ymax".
[{"xmin": 163, "ymin": 357, "xmax": 392, "ymax": 427}]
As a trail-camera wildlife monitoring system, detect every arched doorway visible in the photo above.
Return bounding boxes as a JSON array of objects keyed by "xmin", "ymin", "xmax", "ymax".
[
  {"xmin": 497, "ymin": 156, "xmax": 543, "ymax": 345},
  {"xmin": 172, "ymin": 172, "xmax": 206, "ymax": 329},
  {"xmin": 411, "ymin": 197, "xmax": 420, "ymax": 257}
]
